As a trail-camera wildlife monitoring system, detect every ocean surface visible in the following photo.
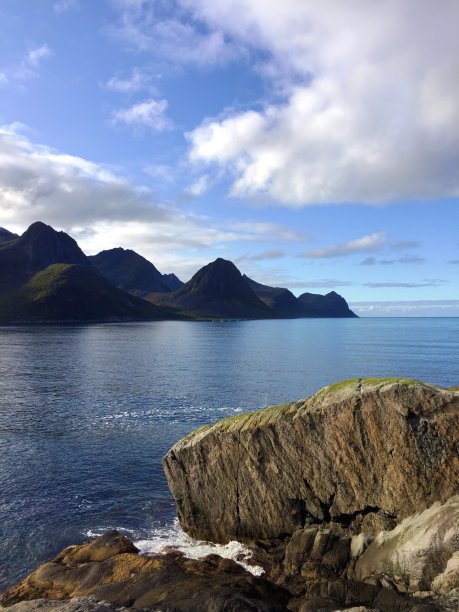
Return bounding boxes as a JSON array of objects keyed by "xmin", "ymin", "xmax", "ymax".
[{"xmin": 1, "ymin": 318, "xmax": 458, "ymax": 589}]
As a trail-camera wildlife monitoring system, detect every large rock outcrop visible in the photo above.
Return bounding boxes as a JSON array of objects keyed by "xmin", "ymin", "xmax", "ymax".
[{"xmin": 163, "ymin": 378, "xmax": 459, "ymax": 543}]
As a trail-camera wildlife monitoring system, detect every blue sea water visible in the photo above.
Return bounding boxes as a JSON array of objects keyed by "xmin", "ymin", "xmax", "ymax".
[{"xmin": 0, "ymin": 318, "xmax": 458, "ymax": 589}]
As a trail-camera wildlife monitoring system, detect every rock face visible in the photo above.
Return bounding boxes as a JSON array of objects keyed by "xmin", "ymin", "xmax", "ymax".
[
  {"xmin": 164, "ymin": 378, "xmax": 459, "ymax": 543},
  {"xmin": 0, "ymin": 531, "xmax": 289, "ymax": 612}
]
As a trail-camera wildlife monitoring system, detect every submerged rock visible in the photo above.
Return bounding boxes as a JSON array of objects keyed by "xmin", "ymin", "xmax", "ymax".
[{"xmin": 164, "ymin": 378, "xmax": 459, "ymax": 543}]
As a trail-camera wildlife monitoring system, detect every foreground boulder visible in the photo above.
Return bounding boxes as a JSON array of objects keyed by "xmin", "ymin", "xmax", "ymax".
[
  {"xmin": 0, "ymin": 531, "xmax": 289, "ymax": 611},
  {"xmin": 164, "ymin": 378, "xmax": 459, "ymax": 542}
]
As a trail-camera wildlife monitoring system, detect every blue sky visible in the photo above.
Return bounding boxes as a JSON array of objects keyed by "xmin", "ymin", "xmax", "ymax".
[{"xmin": 0, "ymin": 0, "xmax": 458, "ymax": 315}]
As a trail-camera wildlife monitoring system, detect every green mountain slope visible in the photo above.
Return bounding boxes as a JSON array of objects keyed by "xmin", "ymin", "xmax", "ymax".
[{"xmin": 0, "ymin": 263, "xmax": 181, "ymax": 323}]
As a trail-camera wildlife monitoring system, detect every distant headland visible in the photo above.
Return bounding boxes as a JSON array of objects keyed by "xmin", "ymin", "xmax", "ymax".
[{"xmin": 0, "ymin": 222, "xmax": 357, "ymax": 323}]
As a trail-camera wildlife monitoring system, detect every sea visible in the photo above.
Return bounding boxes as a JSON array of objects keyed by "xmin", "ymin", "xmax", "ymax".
[{"xmin": 1, "ymin": 318, "xmax": 458, "ymax": 589}]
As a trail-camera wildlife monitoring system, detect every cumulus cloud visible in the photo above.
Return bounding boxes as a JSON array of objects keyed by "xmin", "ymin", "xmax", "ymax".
[
  {"xmin": 111, "ymin": 98, "xmax": 173, "ymax": 131},
  {"xmin": 300, "ymin": 232, "xmax": 386, "ymax": 259},
  {"xmin": 185, "ymin": 0, "xmax": 459, "ymax": 205}
]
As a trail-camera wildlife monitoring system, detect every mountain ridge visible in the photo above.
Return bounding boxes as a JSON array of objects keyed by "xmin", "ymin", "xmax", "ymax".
[{"xmin": 0, "ymin": 221, "xmax": 358, "ymax": 322}]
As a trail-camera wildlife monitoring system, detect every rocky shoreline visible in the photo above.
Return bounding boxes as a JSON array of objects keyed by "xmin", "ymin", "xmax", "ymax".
[{"xmin": 2, "ymin": 379, "xmax": 458, "ymax": 611}]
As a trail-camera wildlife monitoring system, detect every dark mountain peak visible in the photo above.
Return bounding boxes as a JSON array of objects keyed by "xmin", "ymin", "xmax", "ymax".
[
  {"xmin": 24, "ymin": 220, "xmax": 53, "ymax": 234},
  {"xmin": 89, "ymin": 247, "xmax": 172, "ymax": 296},
  {"xmin": 183, "ymin": 258, "xmax": 252, "ymax": 300},
  {"xmin": 0, "ymin": 227, "xmax": 19, "ymax": 243},
  {"xmin": 16, "ymin": 222, "xmax": 89, "ymax": 272},
  {"xmin": 163, "ymin": 273, "xmax": 183, "ymax": 291},
  {"xmin": 149, "ymin": 258, "xmax": 274, "ymax": 318}
]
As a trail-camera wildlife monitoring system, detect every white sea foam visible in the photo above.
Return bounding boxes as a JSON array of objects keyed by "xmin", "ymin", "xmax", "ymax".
[
  {"xmin": 85, "ymin": 520, "xmax": 263, "ymax": 576},
  {"xmin": 135, "ymin": 519, "xmax": 264, "ymax": 576}
]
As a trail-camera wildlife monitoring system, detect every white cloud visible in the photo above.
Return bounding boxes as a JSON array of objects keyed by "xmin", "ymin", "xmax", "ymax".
[
  {"xmin": 1, "ymin": 44, "xmax": 53, "ymax": 84},
  {"xmin": 186, "ymin": 175, "xmax": 211, "ymax": 197},
  {"xmin": 105, "ymin": 68, "xmax": 148, "ymax": 94},
  {"xmin": 185, "ymin": 0, "xmax": 459, "ymax": 205},
  {"xmin": 301, "ymin": 232, "xmax": 386, "ymax": 259},
  {"xmin": 231, "ymin": 221, "xmax": 306, "ymax": 242},
  {"xmin": 27, "ymin": 45, "xmax": 52, "ymax": 67},
  {"xmin": 111, "ymin": 98, "xmax": 173, "ymax": 131}
]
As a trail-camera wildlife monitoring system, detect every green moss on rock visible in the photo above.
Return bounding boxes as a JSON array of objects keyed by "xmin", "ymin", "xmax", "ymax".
[{"xmin": 213, "ymin": 403, "xmax": 295, "ymax": 432}]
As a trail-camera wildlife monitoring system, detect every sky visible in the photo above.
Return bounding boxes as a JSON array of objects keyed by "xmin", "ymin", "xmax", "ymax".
[{"xmin": 0, "ymin": 0, "xmax": 458, "ymax": 316}]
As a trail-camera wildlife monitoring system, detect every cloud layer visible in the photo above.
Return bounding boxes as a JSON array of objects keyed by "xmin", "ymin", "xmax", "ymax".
[
  {"xmin": 185, "ymin": 0, "xmax": 459, "ymax": 205},
  {"xmin": 0, "ymin": 124, "xmax": 302, "ymax": 277},
  {"xmin": 301, "ymin": 232, "xmax": 386, "ymax": 258}
]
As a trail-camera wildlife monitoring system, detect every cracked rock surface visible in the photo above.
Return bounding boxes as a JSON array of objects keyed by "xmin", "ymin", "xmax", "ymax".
[{"xmin": 163, "ymin": 378, "xmax": 459, "ymax": 542}]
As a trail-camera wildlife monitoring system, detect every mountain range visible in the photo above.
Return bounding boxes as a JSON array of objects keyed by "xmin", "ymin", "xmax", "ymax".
[{"xmin": 0, "ymin": 222, "xmax": 357, "ymax": 322}]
